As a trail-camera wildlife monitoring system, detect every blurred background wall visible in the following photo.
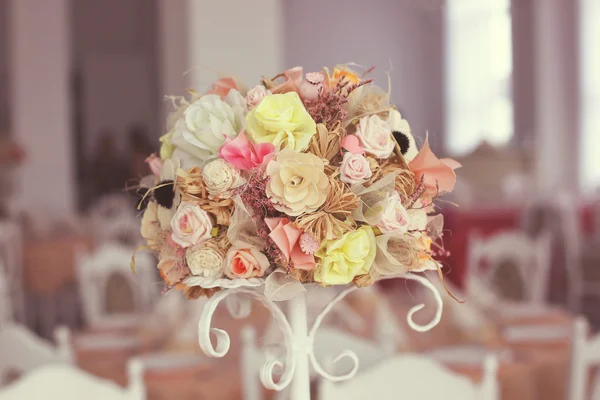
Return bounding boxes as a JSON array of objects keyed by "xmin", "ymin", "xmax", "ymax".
[{"xmin": 0, "ymin": 0, "xmax": 598, "ymax": 217}]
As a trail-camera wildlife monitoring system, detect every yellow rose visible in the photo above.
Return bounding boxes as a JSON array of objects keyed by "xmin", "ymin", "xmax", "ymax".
[
  {"xmin": 159, "ymin": 131, "xmax": 175, "ymax": 160},
  {"xmin": 245, "ymin": 92, "xmax": 316, "ymax": 152},
  {"xmin": 314, "ymin": 226, "xmax": 376, "ymax": 285}
]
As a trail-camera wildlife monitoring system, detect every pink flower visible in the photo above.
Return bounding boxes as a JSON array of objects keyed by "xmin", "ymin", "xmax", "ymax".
[
  {"xmin": 145, "ymin": 153, "xmax": 163, "ymax": 177},
  {"xmin": 219, "ymin": 131, "xmax": 274, "ymax": 171},
  {"xmin": 298, "ymin": 72, "xmax": 325, "ymax": 101},
  {"xmin": 409, "ymin": 138, "xmax": 461, "ymax": 197},
  {"xmin": 224, "ymin": 242, "xmax": 270, "ymax": 279},
  {"xmin": 265, "ymin": 217, "xmax": 316, "ymax": 270},
  {"xmin": 246, "ymin": 85, "xmax": 271, "ymax": 110},
  {"xmin": 299, "ymin": 233, "xmax": 319, "ymax": 255},
  {"xmin": 341, "ymin": 135, "xmax": 365, "ymax": 155},
  {"xmin": 269, "ymin": 67, "xmax": 304, "ymax": 95},
  {"xmin": 377, "ymin": 191, "xmax": 410, "ymax": 234},
  {"xmin": 205, "ymin": 77, "xmax": 238, "ymax": 99},
  {"xmin": 339, "ymin": 152, "xmax": 372, "ymax": 185},
  {"xmin": 170, "ymin": 202, "xmax": 213, "ymax": 248}
]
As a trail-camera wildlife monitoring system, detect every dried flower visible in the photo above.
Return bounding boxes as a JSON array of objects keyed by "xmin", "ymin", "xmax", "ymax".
[
  {"xmin": 202, "ymin": 159, "xmax": 242, "ymax": 199},
  {"xmin": 186, "ymin": 240, "xmax": 225, "ymax": 278},
  {"xmin": 299, "ymin": 233, "xmax": 319, "ymax": 255}
]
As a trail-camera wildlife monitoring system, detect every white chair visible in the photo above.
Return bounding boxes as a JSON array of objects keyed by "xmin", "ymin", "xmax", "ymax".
[
  {"xmin": 319, "ymin": 354, "xmax": 499, "ymax": 400},
  {"xmin": 467, "ymin": 230, "xmax": 552, "ymax": 305},
  {"xmin": 0, "ymin": 221, "xmax": 24, "ymax": 323},
  {"xmin": 568, "ymin": 317, "xmax": 600, "ymax": 400},
  {"xmin": 522, "ymin": 192, "xmax": 583, "ymax": 311},
  {"xmin": 89, "ymin": 194, "xmax": 141, "ymax": 246},
  {"xmin": 0, "ymin": 323, "xmax": 73, "ymax": 386},
  {"xmin": 241, "ymin": 325, "xmax": 396, "ymax": 400},
  {"xmin": 0, "ymin": 359, "xmax": 145, "ymax": 400},
  {"xmin": 77, "ymin": 243, "xmax": 156, "ymax": 330}
]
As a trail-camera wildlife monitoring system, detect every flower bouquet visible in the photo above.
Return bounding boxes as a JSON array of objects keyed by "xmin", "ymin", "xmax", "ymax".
[{"xmin": 136, "ymin": 64, "xmax": 459, "ymax": 303}]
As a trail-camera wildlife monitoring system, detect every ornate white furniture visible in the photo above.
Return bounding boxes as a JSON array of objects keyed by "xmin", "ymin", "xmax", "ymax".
[
  {"xmin": 0, "ymin": 221, "xmax": 24, "ymax": 323},
  {"xmin": 467, "ymin": 230, "xmax": 552, "ymax": 305},
  {"xmin": 568, "ymin": 317, "xmax": 600, "ymax": 400},
  {"xmin": 241, "ymin": 325, "xmax": 396, "ymax": 400},
  {"xmin": 0, "ymin": 323, "xmax": 72, "ymax": 386},
  {"xmin": 76, "ymin": 243, "xmax": 155, "ymax": 330},
  {"xmin": 88, "ymin": 194, "xmax": 140, "ymax": 246},
  {"xmin": 0, "ymin": 359, "xmax": 145, "ymax": 400},
  {"xmin": 319, "ymin": 353, "xmax": 499, "ymax": 400}
]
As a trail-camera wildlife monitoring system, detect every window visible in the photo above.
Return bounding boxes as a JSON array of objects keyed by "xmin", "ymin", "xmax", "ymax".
[
  {"xmin": 580, "ymin": 0, "xmax": 600, "ymax": 192},
  {"xmin": 445, "ymin": 0, "xmax": 513, "ymax": 156}
]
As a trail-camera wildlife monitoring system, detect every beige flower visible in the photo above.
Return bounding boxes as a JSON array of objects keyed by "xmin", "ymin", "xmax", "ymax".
[
  {"xmin": 186, "ymin": 241, "xmax": 225, "ymax": 278},
  {"xmin": 224, "ymin": 241, "xmax": 270, "ymax": 279},
  {"xmin": 140, "ymin": 202, "xmax": 162, "ymax": 250},
  {"xmin": 266, "ymin": 149, "xmax": 330, "ymax": 216},
  {"xmin": 202, "ymin": 159, "xmax": 242, "ymax": 199}
]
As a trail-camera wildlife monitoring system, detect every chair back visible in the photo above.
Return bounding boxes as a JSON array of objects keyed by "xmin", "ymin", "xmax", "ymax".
[
  {"xmin": 76, "ymin": 243, "xmax": 155, "ymax": 326},
  {"xmin": 319, "ymin": 354, "xmax": 498, "ymax": 400},
  {"xmin": 568, "ymin": 317, "xmax": 600, "ymax": 400},
  {"xmin": 0, "ymin": 323, "xmax": 73, "ymax": 386},
  {"xmin": 467, "ymin": 230, "xmax": 552, "ymax": 304}
]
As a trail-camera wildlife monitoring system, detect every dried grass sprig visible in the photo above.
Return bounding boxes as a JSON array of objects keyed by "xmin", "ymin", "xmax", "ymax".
[
  {"xmin": 308, "ymin": 122, "xmax": 343, "ymax": 162},
  {"xmin": 295, "ymin": 176, "xmax": 359, "ymax": 242},
  {"xmin": 367, "ymin": 157, "xmax": 416, "ymax": 201}
]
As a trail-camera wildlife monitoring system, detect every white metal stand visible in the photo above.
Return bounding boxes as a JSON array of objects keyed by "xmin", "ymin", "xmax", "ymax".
[{"xmin": 197, "ymin": 273, "xmax": 443, "ymax": 400}]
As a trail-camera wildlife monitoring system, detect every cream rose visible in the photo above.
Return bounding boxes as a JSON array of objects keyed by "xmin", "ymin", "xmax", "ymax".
[
  {"xmin": 140, "ymin": 202, "xmax": 162, "ymax": 250},
  {"xmin": 170, "ymin": 202, "xmax": 213, "ymax": 248},
  {"xmin": 202, "ymin": 159, "xmax": 242, "ymax": 199},
  {"xmin": 355, "ymin": 115, "xmax": 395, "ymax": 159},
  {"xmin": 170, "ymin": 90, "xmax": 247, "ymax": 165},
  {"xmin": 340, "ymin": 152, "xmax": 372, "ymax": 185},
  {"xmin": 266, "ymin": 149, "xmax": 330, "ymax": 217},
  {"xmin": 246, "ymin": 85, "xmax": 271, "ymax": 110},
  {"xmin": 186, "ymin": 241, "xmax": 225, "ymax": 278},
  {"xmin": 377, "ymin": 191, "xmax": 410, "ymax": 234},
  {"xmin": 224, "ymin": 241, "xmax": 270, "ymax": 279}
]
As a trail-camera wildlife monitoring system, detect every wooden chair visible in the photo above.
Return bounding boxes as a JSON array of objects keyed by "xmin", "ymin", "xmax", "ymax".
[
  {"xmin": 467, "ymin": 230, "xmax": 552, "ymax": 305},
  {"xmin": 0, "ymin": 359, "xmax": 145, "ymax": 400},
  {"xmin": 76, "ymin": 243, "xmax": 155, "ymax": 331},
  {"xmin": 0, "ymin": 323, "xmax": 73, "ymax": 386},
  {"xmin": 319, "ymin": 354, "xmax": 499, "ymax": 400}
]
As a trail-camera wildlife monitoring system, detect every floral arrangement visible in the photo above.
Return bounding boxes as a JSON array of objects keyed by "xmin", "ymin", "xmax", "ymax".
[{"xmin": 136, "ymin": 65, "xmax": 460, "ymax": 300}]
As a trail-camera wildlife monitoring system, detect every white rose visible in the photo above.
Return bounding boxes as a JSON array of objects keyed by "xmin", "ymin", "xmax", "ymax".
[
  {"xmin": 186, "ymin": 241, "xmax": 225, "ymax": 278},
  {"xmin": 377, "ymin": 191, "xmax": 410, "ymax": 234},
  {"xmin": 389, "ymin": 109, "xmax": 417, "ymax": 162},
  {"xmin": 339, "ymin": 152, "xmax": 372, "ymax": 185},
  {"xmin": 170, "ymin": 90, "xmax": 247, "ymax": 165},
  {"xmin": 202, "ymin": 159, "xmax": 242, "ymax": 199},
  {"xmin": 170, "ymin": 202, "xmax": 213, "ymax": 248},
  {"xmin": 355, "ymin": 115, "xmax": 395, "ymax": 159},
  {"xmin": 246, "ymin": 85, "xmax": 271, "ymax": 110}
]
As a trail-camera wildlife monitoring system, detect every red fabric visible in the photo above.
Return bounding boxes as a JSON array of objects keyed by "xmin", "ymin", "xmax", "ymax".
[
  {"xmin": 442, "ymin": 208, "xmax": 519, "ymax": 288},
  {"xmin": 442, "ymin": 206, "xmax": 596, "ymax": 289}
]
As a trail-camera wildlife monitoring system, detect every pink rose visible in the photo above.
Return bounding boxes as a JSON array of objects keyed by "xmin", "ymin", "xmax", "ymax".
[
  {"xmin": 377, "ymin": 191, "xmax": 410, "ymax": 234},
  {"xmin": 145, "ymin": 153, "xmax": 163, "ymax": 177},
  {"xmin": 205, "ymin": 77, "xmax": 238, "ymax": 99},
  {"xmin": 265, "ymin": 217, "xmax": 316, "ymax": 270},
  {"xmin": 224, "ymin": 242, "xmax": 270, "ymax": 279},
  {"xmin": 170, "ymin": 202, "xmax": 213, "ymax": 248},
  {"xmin": 355, "ymin": 115, "xmax": 395, "ymax": 159},
  {"xmin": 298, "ymin": 72, "xmax": 325, "ymax": 101},
  {"xmin": 339, "ymin": 152, "xmax": 372, "ymax": 185},
  {"xmin": 409, "ymin": 138, "xmax": 461, "ymax": 197},
  {"xmin": 219, "ymin": 131, "xmax": 274, "ymax": 171},
  {"xmin": 341, "ymin": 135, "xmax": 365, "ymax": 155},
  {"xmin": 246, "ymin": 85, "xmax": 271, "ymax": 110}
]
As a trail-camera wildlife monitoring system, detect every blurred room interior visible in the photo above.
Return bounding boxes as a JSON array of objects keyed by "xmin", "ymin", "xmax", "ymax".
[{"xmin": 0, "ymin": 0, "xmax": 599, "ymax": 399}]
